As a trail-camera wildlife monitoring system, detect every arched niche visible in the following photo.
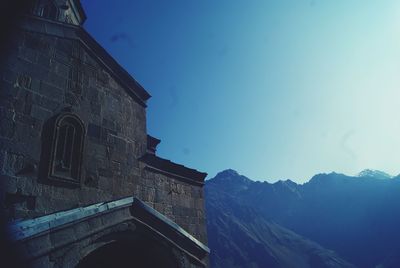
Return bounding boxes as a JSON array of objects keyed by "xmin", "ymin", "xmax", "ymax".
[{"xmin": 40, "ymin": 112, "xmax": 85, "ymax": 186}]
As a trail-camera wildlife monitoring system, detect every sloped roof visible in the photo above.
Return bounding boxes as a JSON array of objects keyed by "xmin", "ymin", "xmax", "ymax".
[{"xmin": 140, "ymin": 153, "xmax": 207, "ymax": 185}]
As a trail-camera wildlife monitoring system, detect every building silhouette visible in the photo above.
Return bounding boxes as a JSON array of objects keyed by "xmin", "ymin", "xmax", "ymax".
[{"xmin": 0, "ymin": 1, "xmax": 209, "ymax": 267}]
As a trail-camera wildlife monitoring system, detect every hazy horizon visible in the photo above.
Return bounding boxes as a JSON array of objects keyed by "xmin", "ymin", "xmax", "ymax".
[{"xmin": 83, "ymin": 0, "xmax": 400, "ymax": 183}]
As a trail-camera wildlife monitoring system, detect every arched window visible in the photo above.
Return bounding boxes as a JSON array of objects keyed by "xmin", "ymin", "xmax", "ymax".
[
  {"xmin": 48, "ymin": 113, "xmax": 85, "ymax": 184},
  {"xmin": 40, "ymin": 1, "xmax": 58, "ymax": 20}
]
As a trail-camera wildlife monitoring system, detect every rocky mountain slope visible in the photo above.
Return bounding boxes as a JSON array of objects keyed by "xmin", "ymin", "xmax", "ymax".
[
  {"xmin": 205, "ymin": 169, "xmax": 400, "ymax": 268},
  {"xmin": 206, "ymin": 170, "xmax": 355, "ymax": 268}
]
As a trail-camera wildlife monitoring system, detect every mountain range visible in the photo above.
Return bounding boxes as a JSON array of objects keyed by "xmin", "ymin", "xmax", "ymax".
[{"xmin": 205, "ymin": 169, "xmax": 400, "ymax": 268}]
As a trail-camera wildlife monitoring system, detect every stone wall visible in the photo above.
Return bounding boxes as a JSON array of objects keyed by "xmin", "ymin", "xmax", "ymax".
[
  {"xmin": 138, "ymin": 169, "xmax": 208, "ymax": 244},
  {"xmin": 0, "ymin": 27, "xmax": 147, "ymax": 219},
  {"xmin": 0, "ymin": 16, "xmax": 207, "ymax": 246}
]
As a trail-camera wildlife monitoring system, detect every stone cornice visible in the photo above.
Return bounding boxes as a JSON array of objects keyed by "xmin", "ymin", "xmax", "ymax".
[{"xmin": 140, "ymin": 153, "xmax": 207, "ymax": 186}]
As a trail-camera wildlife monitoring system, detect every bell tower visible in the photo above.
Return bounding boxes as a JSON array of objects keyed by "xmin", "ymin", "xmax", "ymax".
[{"xmin": 31, "ymin": 0, "xmax": 86, "ymax": 25}]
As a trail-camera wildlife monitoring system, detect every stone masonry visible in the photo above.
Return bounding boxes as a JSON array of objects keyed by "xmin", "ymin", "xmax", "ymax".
[{"xmin": 0, "ymin": 1, "xmax": 208, "ymax": 265}]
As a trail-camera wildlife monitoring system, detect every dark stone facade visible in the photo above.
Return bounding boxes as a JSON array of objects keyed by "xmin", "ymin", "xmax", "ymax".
[{"xmin": 0, "ymin": 1, "xmax": 208, "ymax": 266}]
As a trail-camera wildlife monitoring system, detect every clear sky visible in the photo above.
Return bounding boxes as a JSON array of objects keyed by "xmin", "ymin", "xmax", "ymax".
[{"xmin": 82, "ymin": 0, "xmax": 400, "ymax": 183}]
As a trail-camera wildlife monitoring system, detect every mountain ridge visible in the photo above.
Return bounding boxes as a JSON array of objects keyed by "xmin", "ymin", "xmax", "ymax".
[
  {"xmin": 211, "ymin": 168, "xmax": 397, "ymax": 185},
  {"xmin": 206, "ymin": 178, "xmax": 355, "ymax": 268},
  {"xmin": 206, "ymin": 168, "xmax": 400, "ymax": 268}
]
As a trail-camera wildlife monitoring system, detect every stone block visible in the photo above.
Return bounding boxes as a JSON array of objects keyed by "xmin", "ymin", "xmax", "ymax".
[
  {"xmin": 196, "ymin": 209, "xmax": 204, "ymax": 219},
  {"xmin": 18, "ymin": 47, "xmax": 37, "ymax": 63},
  {"xmin": 29, "ymin": 182, "xmax": 43, "ymax": 197},
  {"xmin": 101, "ymin": 118, "xmax": 116, "ymax": 131},
  {"xmin": 2, "ymin": 174, "xmax": 17, "ymax": 192},
  {"xmin": 164, "ymin": 205, "xmax": 174, "ymax": 218},
  {"xmin": 55, "ymin": 39, "xmax": 73, "ymax": 56},
  {"xmin": 23, "ymin": 62, "xmax": 49, "ymax": 81},
  {"xmin": 0, "ymin": 98, "xmax": 14, "ymax": 111},
  {"xmin": 3, "ymin": 151, "xmax": 24, "ymax": 175},
  {"xmin": 19, "ymin": 90, "xmax": 33, "ymax": 115},
  {"xmin": 0, "ymin": 150, "xmax": 5, "ymax": 172},
  {"xmin": 23, "ymin": 32, "xmax": 52, "ymax": 54},
  {"xmin": 36, "ymin": 53, "xmax": 51, "ymax": 69},
  {"xmin": 31, "ymin": 105, "xmax": 51, "ymax": 121},
  {"xmin": 172, "ymin": 205, "xmax": 183, "ymax": 217},
  {"xmin": 86, "ymin": 87, "xmax": 99, "ymax": 102},
  {"xmin": 11, "ymin": 92, "xmax": 25, "ymax": 114},
  {"xmin": 31, "ymin": 255, "xmax": 51, "ymax": 268},
  {"xmin": 84, "ymin": 171, "xmax": 99, "ymax": 188},
  {"xmin": 111, "ymin": 160, "xmax": 121, "ymax": 174},
  {"xmin": 24, "ymin": 32, "xmax": 45, "ymax": 51},
  {"xmin": 108, "ymin": 76, "xmax": 119, "ymax": 89},
  {"xmin": 39, "ymin": 82, "xmax": 64, "ymax": 102},
  {"xmin": 103, "ymin": 93, "xmax": 121, "ymax": 114},
  {"xmin": 54, "ymin": 50, "xmax": 71, "ymax": 65},
  {"xmin": 97, "ymin": 70, "xmax": 109, "ymax": 87},
  {"xmin": 14, "ymin": 113, "xmax": 41, "ymax": 132},
  {"xmin": 154, "ymin": 203, "xmax": 165, "ymax": 214},
  {"xmin": 0, "ymin": 80, "xmax": 17, "ymax": 100},
  {"xmin": 96, "ymin": 189, "xmax": 113, "ymax": 202},
  {"xmin": 14, "ymin": 122, "xmax": 37, "ymax": 144},
  {"xmin": 30, "ymin": 77, "xmax": 41, "ymax": 93},
  {"xmin": 87, "ymin": 214, "xmax": 102, "ymax": 231},
  {"xmin": 143, "ymin": 177, "xmax": 154, "ymax": 188},
  {"xmin": 50, "ymin": 227, "xmax": 76, "ymax": 249},
  {"xmin": 190, "ymin": 216, "xmax": 197, "ymax": 225},
  {"xmin": 0, "ymin": 115, "xmax": 16, "ymax": 139},
  {"xmin": 145, "ymin": 186, "xmax": 156, "ymax": 202},
  {"xmin": 107, "ymin": 135, "xmax": 127, "ymax": 156},
  {"xmin": 54, "ymin": 62, "xmax": 70, "ymax": 78},
  {"xmin": 47, "ymin": 72, "xmax": 67, "ymax": 89},
  {"xmin": 82, "ymin": 52, "xmax": 98, "ymax": 68},
  {"xmin": 2, "ymin": 68, "xmax": 18, "ymax": 84},
  {"xmin": 98, "ymin": 176, "xmax": 112, "ymax": 190},
  {"xmin": 85, "ymin": 142, "xmax": 106, "ymax": 159},
  {"xmin": 188, "ymin": 224, "xmax": 196, "ymax": 235},
  {"xmin": 180, "ymin": 195, "xmax": 191, "ymax": 208},
  {"xmin": 62, "ymin": 27, "xmax": 77, "ymax": 40},
  {"xmin": 126, "ymin": 151, "xmax": 137, "ymax": 169},
  {"xmin": 23, "ymin": 234, "xmax": 52, "ymax": 259},
  {"xmin": 195, "ymin": 198, "xmax": 205, "ymax": 210},
  {"xmin": 45, "ymin": 23, "xmax": 65, "ymax": 38},
  {"xmin": 64, "ymin": 92, "xmax": 80, "ymax": 106},
  {"xmin": 34, "ymin": 95, "xmax": 61, "ymax": 112},
  {"xmin": 73, "ymin": 220, "xmax": 91, "ymax": 239},
  {"xmin": 155, "ymin": 188, "xmax": 167, "ymax": 203},
  {"xmin": 98, "ymin": 168, "xmax": 113, "ymax": 178},
  {"xmin": 89, "ymin": 101, "xmax": 101, "ymax": 116}
]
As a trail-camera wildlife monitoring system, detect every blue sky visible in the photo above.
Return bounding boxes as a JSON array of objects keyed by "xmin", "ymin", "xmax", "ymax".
[{"xmin": 82, "ymin": 0, "xmax": 400, "ymax": 183}]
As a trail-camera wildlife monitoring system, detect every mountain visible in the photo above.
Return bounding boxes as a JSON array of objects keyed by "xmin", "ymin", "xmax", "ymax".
[
  {"xmin": 206, "ymin": 171, "xmax": 355, "ymax": 268},
  {"xmin": 206, "ymin": 169, "xmax": 400, "ymax": 268},
  {"xmin": 357, "ymin": 169, "xmax": 393, "ymax": 180}
]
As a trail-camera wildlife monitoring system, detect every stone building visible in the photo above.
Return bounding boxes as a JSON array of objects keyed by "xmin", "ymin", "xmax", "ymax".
[{"xmin": 0, "ymin": 0, "xmax": 209, "ymax": 267}]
